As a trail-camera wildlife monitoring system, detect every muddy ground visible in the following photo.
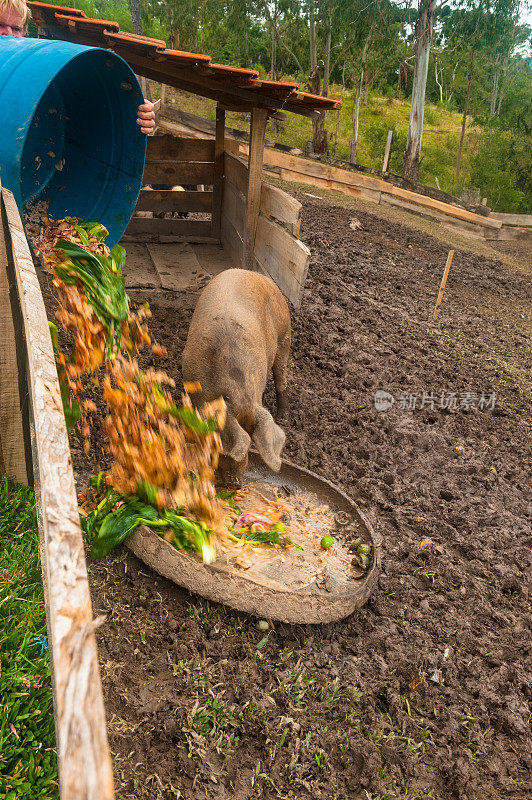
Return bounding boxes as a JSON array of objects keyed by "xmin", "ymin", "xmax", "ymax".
[{"xmin": 45, "ymin": 194, "xmax": 531, "ymax": 799}]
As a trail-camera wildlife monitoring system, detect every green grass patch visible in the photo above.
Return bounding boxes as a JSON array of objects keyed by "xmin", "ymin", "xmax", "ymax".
[{"xmin": 0, "ymin": 481, "xmax": 58, "ymax": 799}]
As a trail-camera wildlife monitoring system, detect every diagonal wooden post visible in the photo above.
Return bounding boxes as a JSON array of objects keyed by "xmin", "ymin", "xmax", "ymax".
[
  {"xmin": 245, "ymin": 106, "xmax": 268, "ymax": 267},
  {"xmin": 382, "ymin": 129, "xmax": 393, "ymax": 172},
  {"xmin": 433, "ymin": 249, "xmax": 454, "ymax": 321}
]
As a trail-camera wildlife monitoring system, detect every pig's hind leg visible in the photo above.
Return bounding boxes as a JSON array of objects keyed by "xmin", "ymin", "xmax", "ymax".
[{"xmin": 272, "ymin": 331, "xmax": 290, "ymax": 420}]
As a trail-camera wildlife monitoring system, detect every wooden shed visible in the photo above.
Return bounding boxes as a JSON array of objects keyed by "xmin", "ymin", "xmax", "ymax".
[{"xmin": 28, "ymin": 1, "xmax": 340, "ymax": 308}]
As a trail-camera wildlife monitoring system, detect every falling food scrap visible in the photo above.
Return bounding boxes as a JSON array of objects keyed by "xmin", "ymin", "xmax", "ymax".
[
  {"xmin": 55, "ymin": 159, "xmax": 66, "ymax": 172},
  {"xmin": 34, "ymin": 156, "xmax": 41, "ymax": 170},
  {"xmin": 47, "ymin": 151, "xmax": 56, "ymax": 159}
]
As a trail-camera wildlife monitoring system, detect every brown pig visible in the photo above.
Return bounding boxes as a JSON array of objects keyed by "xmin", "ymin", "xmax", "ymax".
[{"xmin": 182, "ymin": 268, "xmax": 290, "ymax": 481}]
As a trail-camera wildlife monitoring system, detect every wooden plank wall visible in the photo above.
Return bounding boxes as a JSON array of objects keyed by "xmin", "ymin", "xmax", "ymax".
[
  {"xmin": 0, "ymin": 192, "xmax": 30, "ymax": 483},
  {"xmin": 0, "ymin": 185, "xmax": 115, "ymax": 800},
  {"xmin": 222, "ymin": 153, "xmax": 310, "ymax": 308},
  {"xmin": 125, "ymin": 134, "xmax": 216, "ymax": 241}
]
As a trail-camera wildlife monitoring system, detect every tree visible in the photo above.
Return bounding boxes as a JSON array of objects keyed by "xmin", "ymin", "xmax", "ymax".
[
  {"xmin": 350, "ymin": 24, "xmax": 375, "ymax": 162},
  {"xmin": 402, "ymin": 0, "xmax": 440, "ymax": 182},
  {"xmin": 129, "ymin": 0, "xmax": 142, "ymax": 35}
]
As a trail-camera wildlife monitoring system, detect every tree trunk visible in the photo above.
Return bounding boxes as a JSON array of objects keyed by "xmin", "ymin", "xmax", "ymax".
[
  {"xmin": 402, "ymin": 0, "xmax": 436, "ymax": 182},
  {"xmin": 311, "ymin": 69, "xmax": 327, "ymax": 153},
  {"xmin": 350, "ymin": 27, "xmax": 373, "ymax": 164},
  {"xmin": 270, "ymin": 10, "xmax": 279, "ymax": 133},
  {"xmin": 323, "ymin": 4, "xmax": 332, "ymax": 96},
  {"xmin": 309, "ymin": 0, "xmax": 317, "ymax": 73},
  {"xmin": 312, "ymin": 3, "xmax": 332, "ymax": 155},
  {"xmin": 496, "ymin": 87, "xmax": 504, "ymax": 115},
  {"xmin": 270, "ymin": 11, "xmax": 277, "ymax": 80},
  {"xmin": 309, "ymin": 0, "xmax": 325, "ymax": 153},
  {"xmin": 130, "ymin": 0, "xmax": 152, "ymax": 100},
  {"xmin": 454, "ymin": 48, "xmax": 474, "ymax": 195},
  {"xmin": 490, "ymin": 54, "xmax": 501, "ymax": 116},
  {"xmin": 129, "ymin": 0, "xmax": 142, "ymax": 35},
  {"xmin": 434, "ymin": 55, "xmax": 443, "ymax": 103},
  {"xmin": 333, "ymin": 63, "xmax": 346, "ymax": 156}
]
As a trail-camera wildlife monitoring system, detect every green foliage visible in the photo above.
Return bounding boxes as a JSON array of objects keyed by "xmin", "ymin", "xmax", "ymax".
[
  {"xmin": 85, "ymin": 478, "xmax": 216, "ymax": 563},
  {"xmin": 365, "ymin": 121, "xmax": 407, "ymax": 175},
  {"xmin": 0, "ymin": 482, "xmax": 58, "ymax": 799},
  {"xmin": 470, "ymin": 127, "xmax": 528, "ymax": 211}
]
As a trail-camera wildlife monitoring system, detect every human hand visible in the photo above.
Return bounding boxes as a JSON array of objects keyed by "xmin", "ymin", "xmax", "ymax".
[{"xmin": 137, "ymin": 101, "xmax": 155, "ymax": 134}]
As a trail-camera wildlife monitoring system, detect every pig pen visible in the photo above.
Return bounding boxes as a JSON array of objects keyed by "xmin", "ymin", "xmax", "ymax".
[
  {"xmin": 57, "ymin": 191, "xmax": 530, "ymax": 800},
  {"xmin": 121, "ymin": 133, "xmax": 310, "ymax": 311}
]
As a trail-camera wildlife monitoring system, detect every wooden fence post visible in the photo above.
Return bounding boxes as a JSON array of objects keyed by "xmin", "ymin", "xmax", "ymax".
[
  {"xmin": 433, "ymin": 250, "xmax": 454, "ymax": 321},
  {"xmin": 382, "ymin": 129, "xmax": 393, "ymax": 173},
  {"xmin": 245, "ymin": 107, "xmax": 269, "ymax": 266}
]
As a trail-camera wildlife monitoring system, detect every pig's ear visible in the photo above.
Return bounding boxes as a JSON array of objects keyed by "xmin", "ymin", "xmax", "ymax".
[
  {"xmin": 252, "ymin": 407, "xmax": 286, "ymax": 472},
  {"xmin": 223, "ymin": 415, "xmax": 251, "ymax": 463}
]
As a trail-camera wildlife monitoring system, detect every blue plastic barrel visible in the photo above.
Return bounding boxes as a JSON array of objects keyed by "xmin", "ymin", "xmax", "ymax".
[{"xmin": 0, "ymin": 37, "xmax": 146, "ymax": 246}]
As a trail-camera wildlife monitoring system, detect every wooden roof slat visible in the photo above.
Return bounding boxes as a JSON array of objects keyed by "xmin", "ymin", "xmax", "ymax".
[
  {"xmin": 159, "ymin": 48, "xmax": 212, "ymax": 66},
  {"xmin": 54, "ymin": 13, "xmax": 120, "ymax": 33},
  {"xmin": 103, "ymin": 30, "xmax": 167, "ymax": 55},
  {"xmin": 27, "ymin": 1, "xmax": 340, "ymax": 114},
  {"xmin": 201, "ymin": 63, "xmax": 260, "ymax": 80},
  {"xmin": 29, "ymin": 1, "xmax": 85, "ymax": 19}
]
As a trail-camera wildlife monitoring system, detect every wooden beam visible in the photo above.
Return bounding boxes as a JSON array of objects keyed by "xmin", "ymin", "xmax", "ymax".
[
  {"xmin": 0, "ymin": 190, "xmax": 30, "ymax": 484},
  {"xmin": 245, "ymin": 107, "xmax": 268, "ymax": 266},
  {"xmin": 490, "ymin": 212, "xmax": 532, "ymax": 227},
  {"xmin": 483, "ymin": 225, "xmax": 532, "ymax": 241},
  {"xmin": 211, "ymin": 106, "xmax": 225, "ymax": 239},
  {"xmin": 146, "ymin": 135, "xmax": 214, "ymax": 162},
  {"xmin": 263, "ymin": 148, "xmax": 503, "ymax": 230},
  {"xmin": 274, "ymin": 164, "xmax": 382, "ymax": 205},
  {"xmin": 122, "ymin": 233, "xmax": 218, "ymax": 244},
  {"xmin": 135, "ymin": 189, "xmax": 212, "ymax": 213},
  {"xmin": 143, "ymin": 160, "xmax": 214, "ymax": 186},
  {"xmin": 1, "ymin": 187, "xmax": 114, "ymax": 800},
  {"xmin": 124, "ymin": 218, "xmax": 213, "ymax": 238}
]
